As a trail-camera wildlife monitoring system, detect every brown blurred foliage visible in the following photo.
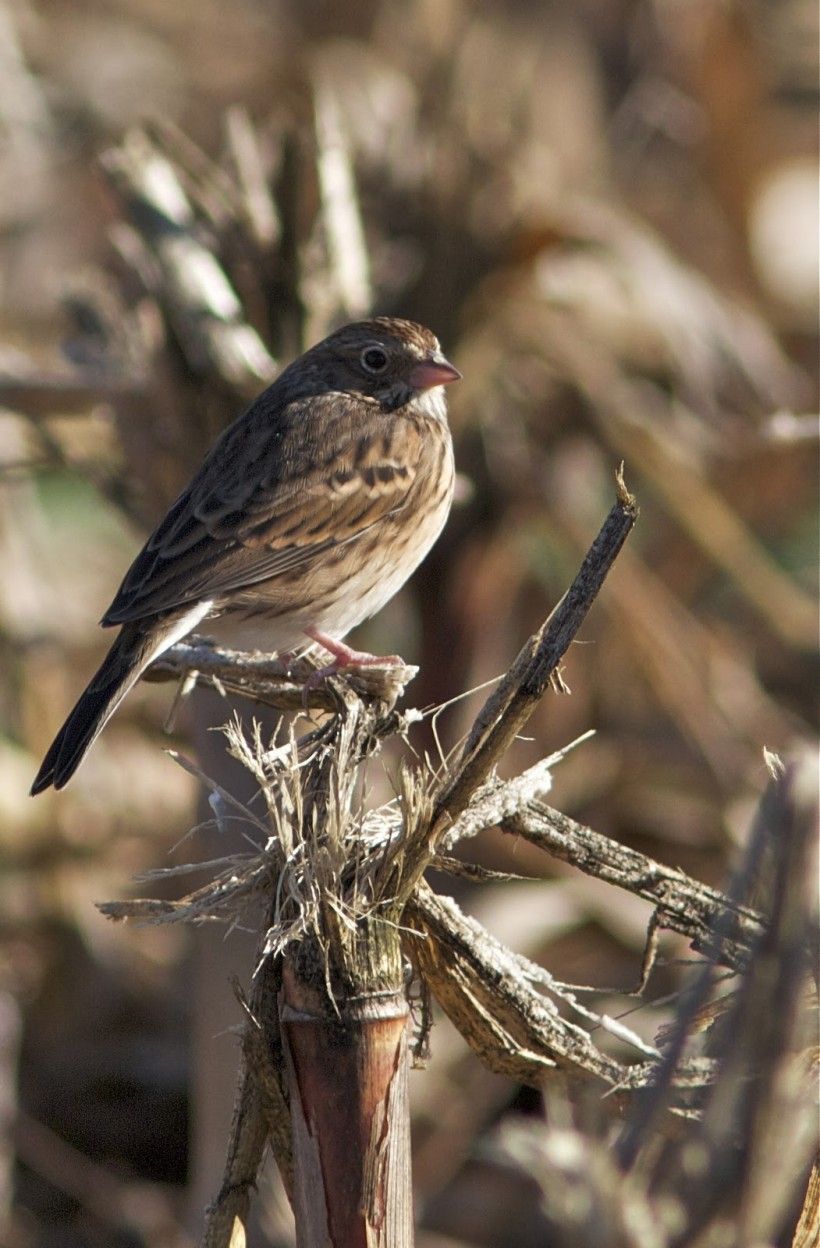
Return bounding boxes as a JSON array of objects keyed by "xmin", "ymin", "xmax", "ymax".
[{"xmin": 0, "ymin": 1, "xmax": 816, "ymax": 1245}]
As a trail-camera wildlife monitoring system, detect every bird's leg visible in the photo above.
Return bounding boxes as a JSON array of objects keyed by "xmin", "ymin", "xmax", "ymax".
[{"xmin": 305, "ymin": 628, "xmax": 403, "ymax": 673}]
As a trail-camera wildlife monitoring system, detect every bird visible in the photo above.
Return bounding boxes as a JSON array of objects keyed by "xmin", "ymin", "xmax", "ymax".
[{"xmin": 31, "ymin": 317, "xmax": 460, "ymax": 794}]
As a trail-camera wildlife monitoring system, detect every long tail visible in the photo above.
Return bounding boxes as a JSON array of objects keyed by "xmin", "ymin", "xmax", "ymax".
[{"xmin": 31, "ymin": 621, "xmax": 167, "ymax": 794}]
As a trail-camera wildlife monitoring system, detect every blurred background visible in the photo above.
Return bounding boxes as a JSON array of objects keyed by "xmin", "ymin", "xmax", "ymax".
[{"xmin": 0, "ymin": 0, "xmax": 817, "ymax": 1244}]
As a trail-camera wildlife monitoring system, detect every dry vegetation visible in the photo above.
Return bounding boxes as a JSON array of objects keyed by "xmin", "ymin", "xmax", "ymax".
[{"xmin": 0, "ymin": 1, "xmax": 817, "ymax": 1246}]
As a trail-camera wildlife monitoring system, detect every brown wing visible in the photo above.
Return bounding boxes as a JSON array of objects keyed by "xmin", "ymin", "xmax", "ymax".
[{"xmin": 102, "ymin": 389, "xmax": 420, "ymax": 625}]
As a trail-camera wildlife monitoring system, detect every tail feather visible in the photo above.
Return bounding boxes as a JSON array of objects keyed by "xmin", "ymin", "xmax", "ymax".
[{"xmin": 30, "ymin": 622, "xmax": 160, "ymax": 794}]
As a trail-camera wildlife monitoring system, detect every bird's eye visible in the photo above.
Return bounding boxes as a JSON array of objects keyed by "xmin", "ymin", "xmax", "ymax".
[{"xmin": 360, "ymin": 346, "xmax": 389, "ymax": 373}]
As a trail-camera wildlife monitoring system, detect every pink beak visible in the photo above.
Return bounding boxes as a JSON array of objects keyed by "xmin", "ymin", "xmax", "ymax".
[{"xmin": 408, "ymin": 353, "xmax": 462, "ymax": 391}]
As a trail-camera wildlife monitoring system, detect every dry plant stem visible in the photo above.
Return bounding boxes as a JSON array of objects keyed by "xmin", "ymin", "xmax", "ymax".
[
  {"xmin": 659, "ymin": 749, "xmax": 819, "ymax": 1247},
  {"xmin": 145, "ymin": 639, "xmax": 418, "ymax": 714},
  {"xmin": 405, "ymin": 885, "xmax": 720, "ymax": 1096},
  {"xmin": 397, "ymin": 471, "xmax": 638, "ymax": 904},
  {"xmin": 504, "ymin": 801, "xmax": 764, "ymax": 972},
  {"xmin": 794, "ymin": 1166, "xmax": 820, "ymax": 1248},
  {"xmin": 616, "ymin": 825, "xmax": 773, "ymax": 1168},
  {"xmin": 618, "ymin": 749, "xmax": 819, "ymax": 1189},
  {"xmin": 280, "ymin": 687, "xmax": 414, "ymax": 1248},
  {"xmin": 710, "ymin": 751, "xmax": 819, "ymax": 1244},
  {"xmin": 282, "ymin": 930, "xmax": 412, "ymax": 1248},
  {"xmin": 406, "ymin": 884, "xmax": 624, "ymax": 1088},
  {"xmin": 200, "ymin": 683, "xmax": 417, "ymax": 1248}
]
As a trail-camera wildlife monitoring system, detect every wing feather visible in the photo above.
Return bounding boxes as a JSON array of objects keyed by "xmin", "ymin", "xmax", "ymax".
[{"xmin": 102, "ymin": 388, "xmax": 421, "ymax": 625}]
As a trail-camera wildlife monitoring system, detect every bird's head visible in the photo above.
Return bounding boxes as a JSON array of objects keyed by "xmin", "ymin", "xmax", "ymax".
[{"xmin": 300, "ymin": 317, "xmax": 461, "ymax": 415}]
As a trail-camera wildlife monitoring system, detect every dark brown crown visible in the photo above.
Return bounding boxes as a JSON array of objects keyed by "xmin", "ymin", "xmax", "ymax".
[{"xmin": 319, "ymin": 317, "xmax": 440, "ymax": 358}]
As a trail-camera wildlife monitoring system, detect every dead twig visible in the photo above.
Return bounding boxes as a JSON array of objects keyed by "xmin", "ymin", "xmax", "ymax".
[
  {"xmin": 502, "ymin": 801, "xmax": 764, "ymax": 973},
  {"xmin": 394, "ymin": 468, "xmax": 638, "ymax": 904},
  {"xmin": 145, "ymin": 637, "xmax": 419, "ymax": 715}
]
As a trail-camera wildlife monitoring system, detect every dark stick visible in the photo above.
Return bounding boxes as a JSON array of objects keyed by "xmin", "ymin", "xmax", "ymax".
[
  {"xmin": 503, "ymin": 801, "xmax": 764, "ymax": 972},
  {"xmin": 396, "ymin": 470, "xmax": 638, "ymax": 904},
  {"xmin": 145, "ymin": 638, "xmax": 418, "ymax": 714}
]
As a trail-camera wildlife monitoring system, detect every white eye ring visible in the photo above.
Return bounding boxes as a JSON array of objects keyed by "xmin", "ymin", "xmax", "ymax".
[{"xmin": 360, "ymin": 345, "xmax": 389, "ymax": 373}]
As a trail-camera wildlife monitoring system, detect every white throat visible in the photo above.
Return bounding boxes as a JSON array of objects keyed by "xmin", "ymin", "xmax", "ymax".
[{"xmin": 412, "ymin": 385, "xmax": 448, "ymax": 422}]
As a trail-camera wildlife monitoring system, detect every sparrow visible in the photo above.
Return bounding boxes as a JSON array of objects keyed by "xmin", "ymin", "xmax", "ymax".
[{"xmin": 31, "ymin": 317, "xmax": 460, "ymax": 794}]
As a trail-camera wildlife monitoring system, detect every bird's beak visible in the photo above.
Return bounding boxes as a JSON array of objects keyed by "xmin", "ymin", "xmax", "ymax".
[{"xmin": 408, "ymin": 352, "xmax": 462, "ymax": 391}]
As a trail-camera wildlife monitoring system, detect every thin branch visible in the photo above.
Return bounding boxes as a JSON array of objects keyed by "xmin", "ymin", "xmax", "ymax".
[
  {"xmin": 405, "ymin": 884, "xmax": 716, "ymax": 1098},
  {"xmin": 396, "ymin": 470, "xmax": 638, "ymax": 904},
  {"xmin": 202, "ymin": 967, "xmax": 291, "ymax": 1248},
  {"xmin": 503, "ymin": 800, "xmax": 764, "ymax": 972},
  {"xmin": 144, "ymin": 638, "xmax": 419, "ymax": 715}
]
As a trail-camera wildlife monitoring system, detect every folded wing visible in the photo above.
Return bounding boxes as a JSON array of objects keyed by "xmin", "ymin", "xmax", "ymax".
[{"xmin": 102, "ymin": 390, "xmax": 420, "ymax": 625}]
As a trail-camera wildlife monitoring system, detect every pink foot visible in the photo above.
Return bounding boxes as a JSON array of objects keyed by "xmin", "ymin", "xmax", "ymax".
[{"xmin": 305, "ymin": 628, "xmax": 403, "ymax": 676}]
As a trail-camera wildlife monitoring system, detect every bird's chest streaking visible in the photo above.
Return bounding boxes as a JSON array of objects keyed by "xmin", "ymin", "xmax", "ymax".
[{"xmin": 205, "ymin": 407, "xmax": 455, "ymax": 655}]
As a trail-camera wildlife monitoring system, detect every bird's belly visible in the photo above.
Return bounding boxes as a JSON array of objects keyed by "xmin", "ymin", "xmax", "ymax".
[{"xmin": 203, "ymin": 477, "xmax": 452, "ymax": 656}]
